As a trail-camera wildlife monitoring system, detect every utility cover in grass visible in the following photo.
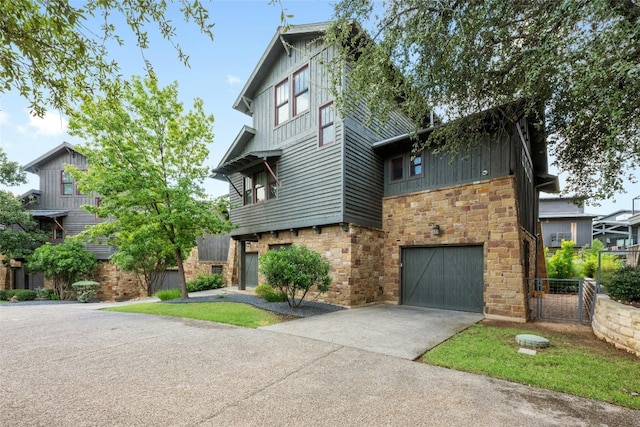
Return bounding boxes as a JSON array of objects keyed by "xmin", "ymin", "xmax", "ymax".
[{"xmin": 515, "ymin": 334, "xmax": 550, "ymax": 348}]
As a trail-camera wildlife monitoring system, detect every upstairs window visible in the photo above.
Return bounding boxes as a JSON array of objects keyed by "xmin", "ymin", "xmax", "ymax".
[
  {"xmin": 293, "ymin": 66, "xmax": 309, "ymax": 116},
  {"xmin": 410, "ymin": 152, "xmax": 423, "ymax": 177},
  {"xmin": 319, "ymin": 102, "xmax": 335, "ymax": 147},
  {"xmin": 61, "ymin": 171, "xmax": 74, "ymax": 195},
  {"xmin": 275, "ymin": 79, "xmax": 289, "ymax": 125},
  {"xmin": 391, "ymin": 157, "xmax": 404, "ymax": 181},
  {"xmin": 243, "ymin": 176, "xmax": 253, "ymax": 205},
  {"xmin": 244, "ymin": 165, "xmax": 278, "ymax": 205}
]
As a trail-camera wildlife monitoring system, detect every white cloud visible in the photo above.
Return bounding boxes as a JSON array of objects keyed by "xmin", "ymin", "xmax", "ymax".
[
  {"xmin": 227, "ymin": 75, "xmax": 243, "ymax": 86},
  {"xmin": 27, "ymin": 110, "xmax": 68, "ymax": 136}
]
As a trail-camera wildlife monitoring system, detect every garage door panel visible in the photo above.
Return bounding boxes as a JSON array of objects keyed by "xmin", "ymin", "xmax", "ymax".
[{"xmin": 402, "ymin": 246, "xmax": 483, "ymax": 313}]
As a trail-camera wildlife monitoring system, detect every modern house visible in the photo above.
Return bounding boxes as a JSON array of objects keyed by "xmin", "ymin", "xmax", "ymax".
[
  {"xmin": 214, "ymin": 22, "xmax": 559, "ymax": 322},
  {"xmin": 0, "ymin": 142, "xmax": 228, "ymax": 298},
  {"xmin": 539, "ymin": 197, "xmax": 597, "ymax": 250},
  {"xmin": 592, "ymin": 210, "xmax": 635, "ymax": 249}
]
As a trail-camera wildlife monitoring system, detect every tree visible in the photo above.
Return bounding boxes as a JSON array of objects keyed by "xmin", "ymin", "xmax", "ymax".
[
  {"xmin": 1, "ymin": 0, "xmax": 213, "ymax": 117},
  {"xmin": 27, "ymin": 240, "xmax": 97, "ymax": 300},
  {"xmin": 67, "ymin": 75, "xmax": 233, "ymax": 299},
  {"xmin": 546, "ymin": 240, "xmax": 577, "ymax": 280},
  {"xmin": 327, "ymin": 0, "xmax": 640, "ymax": 202},
  {"xmin": 0, "ymin": 148, "xmax": 49, "ymax": 285},
  {"xmin": 259, "ymin": 245, "xmax": 331, "ymax": 308}
]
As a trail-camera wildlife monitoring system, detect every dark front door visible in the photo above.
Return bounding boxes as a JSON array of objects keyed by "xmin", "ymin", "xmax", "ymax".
[{"xmin": 401, "ymin": 246, "xmax": 484, "ymax": 313}]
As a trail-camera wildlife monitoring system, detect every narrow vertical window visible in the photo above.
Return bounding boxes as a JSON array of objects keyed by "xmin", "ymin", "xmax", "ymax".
[
  {"xmin": 319, "ymin": 102, "xmax": 335, "ymax": 147},
  {"xmin": 275, "ymin": 79, "xmax": 289, "ymax": 125},
  {"xmin": 410, "ymin": 152, "xmax": 422, "ymax": 177},
  {"xmin": 254, "ymin": 170, "xmax": 267, "ymax": 203},
  {"xmin": 293, "ymin": 65, "xmax": 309, "ymax": 116},
  {"xmin": 61, "ymin": 171, "xmax": 74, "ymax": 195},
  {"xmin": 391, "ymin": 157, "xmax": 404, "ymax": 181},
  {"xmin": 244, "ymin": 176, "xmax": 253, "ymax": 205}
]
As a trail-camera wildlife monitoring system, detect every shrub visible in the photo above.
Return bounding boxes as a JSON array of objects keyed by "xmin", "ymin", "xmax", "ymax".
[
  {"xmin": 254, "ymin": 284, "xmax": 286, "ymax": 302},
  {"xmin": 156, "ymin": 288, "xmax": 182, "ymax": 301},
  {"xmin": 13, "ymin": 290, "xmax": 37, "ymax": 301},
  {"xmin": 0, "ymin": 290, "xmax": 14, "ymax": 301},
  {"xmin": 259, "ymin": 244, "xmax": 331, "ymax": 308},
  {"xmin": 35, "ymin": 287, "xmax": 55, "ymax": 300},
  {"xmin": 575, "ymin": 240, "xmax": 621, "ymax": 284},
  {"xmin": 606, "ymin": 266, "xmax": 640, "ymax": 303},
  {"xmin": 72, "ymin": 281, "xmax": 100, "ymax": 303},
  {"xmin": 186, "ymin": 273, "xmax": 225, "ymax": 293},
  {"xmin": 546, "ymin": 240, "xmax": 577, "ymax": 279}
]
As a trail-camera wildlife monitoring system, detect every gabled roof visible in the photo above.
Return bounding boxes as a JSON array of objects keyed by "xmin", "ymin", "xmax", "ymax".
[
  {"xmin": 24, "ymin": 141, "xmax": 77, "ymax": 174},
  {"xmin": 232, "ymin": 21, "xmax": 332, "ymax": 116},
  {"xmin": 212, "ymin": 126, "xmax": 282, "ymax": 179}
]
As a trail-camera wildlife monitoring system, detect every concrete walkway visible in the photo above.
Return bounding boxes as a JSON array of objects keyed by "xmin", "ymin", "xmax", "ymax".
[{"xmin": 262, "ymin": 304, "xmax": 484, "ymax": 359}]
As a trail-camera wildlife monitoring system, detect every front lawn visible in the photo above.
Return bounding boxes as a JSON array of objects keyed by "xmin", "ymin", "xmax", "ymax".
[
  {"xmin": 103, "ymin": 302, "xmax": 286, "ymax": 328},
  {"xmin": 422, "ymin": 320, "xmax": 640, "ymax": 409}
]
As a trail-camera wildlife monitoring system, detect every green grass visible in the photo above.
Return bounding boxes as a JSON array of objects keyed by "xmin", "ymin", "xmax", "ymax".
[
  {"xmin": 103, "ymin": 302, "xmax": 284, "ymax": 328},
  {"xmin": 422, "ymin": 323, "xmax": 640, "ymax": 409}
]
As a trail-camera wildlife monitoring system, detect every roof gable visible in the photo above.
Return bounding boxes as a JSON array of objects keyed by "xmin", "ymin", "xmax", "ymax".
[
  {"xmin": 23, "ymin": 141, "xmax": 78, "ymax": 174},
  {"xmin": 232, "ymin": 21, "xmax": 332, "ymax": 116}
]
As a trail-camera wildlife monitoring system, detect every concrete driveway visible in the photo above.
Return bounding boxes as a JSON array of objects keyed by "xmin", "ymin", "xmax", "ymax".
[
  {"xmin": 0, "ymin": 302, "xmax": 637, "ymax": 426},
  {"xmin": 261, "ymin": 304, "xmax": 484, "ymax": 359}
]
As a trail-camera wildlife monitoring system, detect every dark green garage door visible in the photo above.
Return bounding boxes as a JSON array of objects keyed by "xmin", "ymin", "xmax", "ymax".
[{"xmin": 401, "ymin": 246, "xmax": 484, "ymax": 313}]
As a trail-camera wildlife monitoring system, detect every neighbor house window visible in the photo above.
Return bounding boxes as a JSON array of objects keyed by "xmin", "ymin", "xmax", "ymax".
[
  {"xmin": 275, "ymin": 79, "xmax": 289, "ymax": 125},
  {"xmin": 40, "ymin": 219, "xmax": 64, "ymax": 240},
  {"xmin": 410, "ymin": 152, "xmax": 423, "ymax": 177},
  {"xmin": 319, "ymin": 102, "xmax": 335, "ymax": 147},
  {"xmin": 61, "ymin": 171, "xmax": 74, "ymax": 195},
  {"xmin": 391, "ymin": 157, "xmax": 404, "ymax": 181},
  {"xmin": 293, "ymin": 65, "xmax": 309, "ymax": 116}
]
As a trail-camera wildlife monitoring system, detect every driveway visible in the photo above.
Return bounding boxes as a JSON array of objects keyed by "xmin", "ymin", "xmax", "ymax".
[{"xmin": 0, "ymin": 302, "xmax": 637, "ymax": 426}]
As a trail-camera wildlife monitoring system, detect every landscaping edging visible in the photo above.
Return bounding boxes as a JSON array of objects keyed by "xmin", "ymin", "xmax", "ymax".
[{"xmin": 592, "ymin": 295, "xmax": 640, "ymax": 357}]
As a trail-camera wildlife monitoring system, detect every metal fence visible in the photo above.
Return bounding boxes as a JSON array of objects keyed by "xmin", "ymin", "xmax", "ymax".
[{"xmin": 527, "ymin": 278, "xmax": 596, "ymax": 324}]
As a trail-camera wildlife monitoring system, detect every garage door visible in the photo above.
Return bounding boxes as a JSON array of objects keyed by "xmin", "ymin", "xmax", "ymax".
[{"xmin": 401, "ymin": 246, "xmax": 484, "ymax": 313}]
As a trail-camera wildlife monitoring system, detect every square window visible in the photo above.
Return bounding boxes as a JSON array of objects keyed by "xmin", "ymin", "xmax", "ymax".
[
  {"xmin": 61, "ymin": 171, "xmax": 74, "ymax": 195},
  {"xmin": 410, "ymin": 153, "xmax": 422, "ymax": 177}
]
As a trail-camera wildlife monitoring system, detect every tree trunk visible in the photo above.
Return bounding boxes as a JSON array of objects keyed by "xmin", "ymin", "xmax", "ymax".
[{"xmin": 175, "ymin": 247, "xmax": 188, "ymax": 299}]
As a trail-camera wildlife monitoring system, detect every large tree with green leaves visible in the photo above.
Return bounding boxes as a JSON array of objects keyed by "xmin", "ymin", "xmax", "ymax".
[
  {"xmin": 67, "ymin": 75, "xmax": 233, "ymax": 299},
  {"xmin": 327, "ymin": 0, "xmax": 640, "ymax": 202},
  {"xmin": 0, "ymin": 0, "xmax": 214, "ymax": 117}
]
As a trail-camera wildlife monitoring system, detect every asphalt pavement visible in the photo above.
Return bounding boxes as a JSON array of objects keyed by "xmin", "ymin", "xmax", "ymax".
[{"xmin": 0, "ymin": 294, "xmax": 637, "ymax": 426}]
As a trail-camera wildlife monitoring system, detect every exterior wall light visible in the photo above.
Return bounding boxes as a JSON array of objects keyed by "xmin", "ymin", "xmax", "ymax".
[{"xmin": 430, "ymin": 223, "xmax": 441, "ymax": 236}]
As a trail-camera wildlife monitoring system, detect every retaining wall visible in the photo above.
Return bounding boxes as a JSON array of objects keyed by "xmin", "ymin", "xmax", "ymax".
[{"xmin": 592, "ymin": 295, "xmax": 640, "ymax": 357}]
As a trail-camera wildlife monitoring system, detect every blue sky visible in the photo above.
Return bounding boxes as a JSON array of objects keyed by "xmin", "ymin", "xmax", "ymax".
[{"xmin": 0, "ymin": 0, "xmax": 637, "ymax": 216}]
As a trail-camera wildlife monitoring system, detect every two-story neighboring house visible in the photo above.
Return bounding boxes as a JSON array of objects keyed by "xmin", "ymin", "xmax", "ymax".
[
  {"xmin": 214, "ymin": 22, "xmax": 559, "ymax": 322},
  {"xmin": 539, "ymin": 197, "xmax": 598, "ymax": 250}
]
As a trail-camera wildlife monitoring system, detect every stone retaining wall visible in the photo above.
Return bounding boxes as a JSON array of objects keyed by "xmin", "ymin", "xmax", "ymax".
[{"xmin": 592, "ymin": 295, "xmax": 640, "ymax": 357}]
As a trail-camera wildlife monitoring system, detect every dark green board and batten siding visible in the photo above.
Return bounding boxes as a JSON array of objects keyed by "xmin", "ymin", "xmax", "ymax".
[{"xmin": 401, "ymin": 245, "xmax": 484, "ymax": 313}]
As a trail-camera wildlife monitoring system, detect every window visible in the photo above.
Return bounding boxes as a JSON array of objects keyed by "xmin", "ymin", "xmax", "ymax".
[
  {"xmin": 319, "ymin": 102, "xmax": 335, "ymax": 147},
  {"xmin": 275, "ymin": 79, "xmax": 289, "ymax": 125},
  {"xmin": 61, "ymin": 171, "xmax": 74, "ymax": 195},
  {"xmin": 391, "ymin": 157, "xmax": 404, "ymax": 181},
  {"xmin": 244, "ymin": 164, "xmax": 278, "ymax": 205},
  {"xmin": 40, "ymin": 219, "xmax": 64, "ymax": 240},
  {"xmin": 293, "ymin": 66, "xmax": 309, "ymax": 116},
  {"xmin": 410, "ymin": 152, "xmax": 423, "ymax": 177}
]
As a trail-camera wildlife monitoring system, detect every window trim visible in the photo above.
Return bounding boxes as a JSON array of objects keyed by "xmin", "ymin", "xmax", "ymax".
[
  {"xmin": 292, "ymin": 65, "xmax": 309, "ymax": 117},
  {"xmin": 318, "ymin": 101, "xmax": 335, "ymax": 147},
  {"xmin": 61, "ymin": 171, "xmax": 74, "ymax": 196},
  {"xmin": 243, "ymin": 164, "xmax": 278, "ymax": 206},
  {"xmin": 409, "ymin": 151, "xmax": 424, "ymax": 179},
  {"xmin": 390, "ymin": 156, "xmax": 404, "ymax": 182}
]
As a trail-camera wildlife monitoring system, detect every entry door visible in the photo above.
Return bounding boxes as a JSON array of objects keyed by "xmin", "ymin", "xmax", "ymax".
[
  {"xmin": 244, "ymin": 252, "xmax": 258, "ymax": 288},
  {"xmin": 401, "ymin": 246, "xmax": 484, "ymax": 313}
]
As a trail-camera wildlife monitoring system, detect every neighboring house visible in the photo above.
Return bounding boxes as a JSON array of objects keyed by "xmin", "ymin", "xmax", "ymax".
[
  {"xmin": 213, "ymin": 22, "xmax": 559, "ymax": 322},
  {"xmin": 592, "ymin": 210, "xmax": 635, "ymax": 249},
  {"xmin": 1, "ymin": 142, "xmax": 229, "ymax": 299},
  {"xmin": 630, "ymin": 196, "xmax": 640, "ymax": 254},
  {"xmin": 539, "ymin": 197, "xmax": 597, "ymax": 250}
]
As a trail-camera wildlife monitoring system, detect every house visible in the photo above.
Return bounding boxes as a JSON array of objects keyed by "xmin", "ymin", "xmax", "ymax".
[
  {"xmin": 0, "ymin": 142, "xmax": 228, "ymax": 299},
  {"xmin": 539, "ymin": 197, "xmax": 597, "ymax": 250},
  {"xmin": 592, "ymin": 210, "xmax": 635, "ymax": 249},
  {"xmin": 213, "ymin": 22, "xmax": 559, "ymax": 322}
]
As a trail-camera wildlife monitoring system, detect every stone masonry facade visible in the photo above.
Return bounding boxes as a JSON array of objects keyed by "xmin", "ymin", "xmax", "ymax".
[{"xmin": 382, "ymin": 176, "xmax": 530, "ymax": 321}]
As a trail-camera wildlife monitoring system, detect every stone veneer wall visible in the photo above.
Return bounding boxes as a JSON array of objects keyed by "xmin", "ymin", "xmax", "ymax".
[
  {"xmin": 382, "ymin": 176, "xmax": 529, "ymax": 321},
  {"xmin": 252, "ymin": 224, "xmax": 385, "ymax": 307},
  {"xmin": 592, "ymin": 295, "xmax": 640, "ymax": 357},
  {"xmin": 0, "ymin": 257, "xmax": 10, "ymax": 290}
]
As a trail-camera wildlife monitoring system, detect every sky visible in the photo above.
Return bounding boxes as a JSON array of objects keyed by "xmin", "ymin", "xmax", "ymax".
[{"xmin": 0, "ymin": 0, "xmax": 637, "ymax": 216}]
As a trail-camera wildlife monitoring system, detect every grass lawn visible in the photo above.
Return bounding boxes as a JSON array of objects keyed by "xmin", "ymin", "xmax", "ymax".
[
  {"xmin": 422, "ymin": 320, "xmax": 640, "ymax": 409},
  {"xmin": 103, "ymin": 302, "xmax": 287, "ymax": 328}
]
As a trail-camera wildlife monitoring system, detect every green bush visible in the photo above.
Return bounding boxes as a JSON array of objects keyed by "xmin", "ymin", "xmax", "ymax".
[
  {"xmin": 259, "ymin": 244, "xmax": 331, "ymax": 308},
  {"xmin": 546, "ymin": 240, "xmax": 577, "ymax": 279},
  {"xmin": 0, "ymin": 290, "xmax": 14, "ymax": 300},
  {"xmin": 575, "ymin": 240, "xmax": 621, "ymax": 283},
  {"xmin": 14, "ymin": 290, "xmax": 37, "ymax": 301},
  {"xmin": 155, "ymin": 288, "xmax": 182, "ymax": 301},
  {"xmin": 35, "ymin": 287, "xmax": 55, "ymax": 299},
  {"xmin": 186, "ymin": 274, "xmax": 225, "ymax": 292},
  {"xmin": 606, "ymin": 266, "xmax": 640, "ymax": 303},
  {"xmin": 254, "ymin": 284, "xmax": 286, "ymax": 302},
  {"xmin": 72, "ymin": 280, "xmax": 100, "ymax": 303}
]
